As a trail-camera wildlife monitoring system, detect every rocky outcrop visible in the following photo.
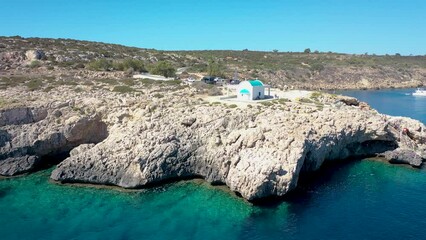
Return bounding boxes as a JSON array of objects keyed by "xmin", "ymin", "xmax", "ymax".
[
  {"xmin": 1, "ymin": 87, "xmax": 425, "ymax": 201},
  {"xmin": 46, "ymin": 95, "xmax": 425, "ymax": 201},
  {"xmin": 0, "ymin": 106, "xmax": 108, "ymax": 176},
  {"xmin": 378, "ymin": 117, "xmax": 426, "ymax": 167},
  {"xmin": 0, "ymin": 107, "xmax": 48, "ymax": 127},
  {"xmin": 0, "ymin": 51, "xmax": 27, "ymax": 70},
  {"xmin": 381, "ymin": 149, "xmax": 424, "ymax": 167},
  {"xmin": 25, "ymin": 50, "xmax": 46, "ymax": 61}
]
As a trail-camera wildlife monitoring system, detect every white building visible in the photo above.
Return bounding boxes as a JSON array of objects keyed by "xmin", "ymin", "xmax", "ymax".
[{"xmin": 237, "ymin": 80, "xmax": 270, "ymax": 100}]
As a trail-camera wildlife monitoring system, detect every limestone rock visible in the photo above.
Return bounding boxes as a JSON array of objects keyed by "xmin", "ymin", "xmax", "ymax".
[
  {"xmin": 181, "ymin": 117, "xmax": 196, "ymax": 127},
  {"xmin": 0, "ymin": 107, "xmax": 108, "ymax": 176},
  {"xmin": 1, "ymin": 88, "xmax": 425, "ymax": 201},
  {"xmin": 25, "ymin": 50, "xmax": 45, "ymax": 61},
  {"xmin": 0, "ymin": 107, "xmax": 47, "ymax": 127},
  {"xmin": 49, "ymin": 99, "xmax": 426, "ymax": 201},
  {"xmin": 381, "ymin": 148, "xmax": 424, "ymax": 168},
  {"xmin": 337, "ymin": 96, "xmax": 360, "ymax": 106}
]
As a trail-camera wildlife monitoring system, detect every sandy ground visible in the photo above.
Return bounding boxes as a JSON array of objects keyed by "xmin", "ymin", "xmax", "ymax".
[{"xmin": 133, "ymin": 73, "xmax": 175, "ymax": 81}]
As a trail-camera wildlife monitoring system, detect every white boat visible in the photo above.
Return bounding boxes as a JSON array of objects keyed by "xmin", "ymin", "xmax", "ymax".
[{"xmin": 413, "ymin": 88, "xmax": 426, "ymax": 96}]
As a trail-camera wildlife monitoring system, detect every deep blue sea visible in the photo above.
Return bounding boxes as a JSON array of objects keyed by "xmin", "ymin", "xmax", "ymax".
[{"xmin": 1, "ymin": 88, "xmax": 425, "ymax": 240}]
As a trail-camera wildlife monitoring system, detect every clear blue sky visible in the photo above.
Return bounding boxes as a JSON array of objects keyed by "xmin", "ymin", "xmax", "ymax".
[{"xmin": 1, "ymin": 0, "xmax": 425, "ymax": 55}]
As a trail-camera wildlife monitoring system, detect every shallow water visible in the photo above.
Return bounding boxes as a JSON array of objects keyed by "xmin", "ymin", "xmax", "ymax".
[{"xmin": 1, "ymin": 88, "xmax": 425, "ymax": 240}]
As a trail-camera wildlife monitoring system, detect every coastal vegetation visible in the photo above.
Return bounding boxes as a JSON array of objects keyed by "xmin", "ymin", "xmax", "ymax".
[
  {"xmin": 1, "ymin": 36, "xmax": 426, "ymax": 90},
  {"xmin": 149, "ymin": 61, "xmax": 176, "ymax": 78}
]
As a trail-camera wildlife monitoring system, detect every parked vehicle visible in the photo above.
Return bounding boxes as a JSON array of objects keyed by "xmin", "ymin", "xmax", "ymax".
[
  {"xmin": 230, "ymin": 79, "xmax": 240, "ymax": 85},
  {"xmin": 185, "ymin": 77, "xmax": 195, "ymax": 85},
  {"xmin": 215, "ymin": 78, "xmax": 226, "ymax": 86},
  {"xmin": 202, "ymin": 76, "xmax": 216, "ymax": 84}
]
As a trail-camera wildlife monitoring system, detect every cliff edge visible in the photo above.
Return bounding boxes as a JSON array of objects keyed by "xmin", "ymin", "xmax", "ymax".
[{"xmin": 0, "ymin": 86, "xmax": 424, "ymax": 201}]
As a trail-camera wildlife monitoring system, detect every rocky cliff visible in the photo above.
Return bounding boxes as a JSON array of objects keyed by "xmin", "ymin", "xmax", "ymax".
[{"xmin": 1, "ymin": 86, "xmax": 424, "ymax": 201}]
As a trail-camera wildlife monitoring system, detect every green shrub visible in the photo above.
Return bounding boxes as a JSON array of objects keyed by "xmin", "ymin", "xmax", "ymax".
[
  {"xmin": 73, "ymin": 63, "xmax": 85, "ymax": 69},
  {"xmin": 29, "ymin": 60, "xmax": 42, "ymax": 69},
  {"xmin": 207, "ymin": 59, "xmax": 225, "ymax": 78},
  {"xmin": 228, "ymin": 104, "xmax": 238, "ymax": 108},
  {"xmin": 97, "ymin": 78, "xmax": 118, "ymax": 85},
  {"xmin": 26, "ymin": 79, "xmax": 44, "ymax": 91},
  {"xmin": 298, "ymin": 98, "xmax": 314, "ymax": 103},
  {"xmin": 310, "ymin": 92, "xmax": 323, "ymax": 99},
  {"xmin": 122, "ymin": 78, "xmax": 135, "ymax": 86},
  {"xmin": 124, "ymin": 59, "xmax": 146, "ymax": 72},
  {"xmin": 316, "ymin": 103, "xmax": 324, "ymax": 111},
  {"xmin": 0, "ymin": 98, "xmax": 9, "ymax": 109},
  {"xmin": 74, "ymin": 87, "xmax": 83, "ymax": 93},
  {"xmin": 140, "ymin": 78, "xmax": 156, "ymax": 85},
  {"xmin": 152, "ymin": 93, "xmax": 164, "ymax": 98},
  {"xmin": 86, "ymin": 59, "xmax": 113, "ymax": 71},
  {"xmin": 260, "ymin": 101, "xmax": 273, "ymax": 107},
  {"xmin": 43, "ymin": 86, "xmax": 54, "ymax": 92},
  {"xmin": 113, "ymin": 59, "xmax": 147, "ymax": 72},
  {"xmin": 277, "ymin": 98, "xmax": 290, "ymax": 104},
  {"xmin": 163, "ymin": 80, "xmax": 181, "ymax": 85},
  {"xmin": 113, "ymin": 85, "xmax": 135, "ymax": 93},
  {"xmin": 150, "ymin": 61, "xmax": 176, "ymax": 78}
]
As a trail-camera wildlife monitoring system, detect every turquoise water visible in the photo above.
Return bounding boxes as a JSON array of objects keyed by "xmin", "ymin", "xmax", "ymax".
[{"xmin": 1, "ymin": 88, "xmax": 426, "ymax": 240}]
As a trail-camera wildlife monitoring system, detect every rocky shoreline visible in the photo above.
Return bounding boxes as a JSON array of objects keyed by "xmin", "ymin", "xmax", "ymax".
[{"xmin": 0, "ymin": 85, "xmax": 425, "ymax": 201}]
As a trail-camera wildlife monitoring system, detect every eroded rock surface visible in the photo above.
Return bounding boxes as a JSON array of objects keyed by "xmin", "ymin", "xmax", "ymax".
[
  {"xmin": 0, "ymin": 104, "xmax": 108, "ymax": 176},
  {"xmin": 1, "ymin": 88, "xmax": 425, "ymax": 201}
]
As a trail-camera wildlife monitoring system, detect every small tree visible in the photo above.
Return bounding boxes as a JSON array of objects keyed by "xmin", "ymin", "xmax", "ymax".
[
  {"xmin": 117, "ymin": 59, "xmax": 146, "ymax": 72},
  {"xmin": 86, "ymin": 59, "xmax": 113, "ymax": 71},
  {"xmin": 150, "ymin": 61, "xmax": 176, "ymax": 78},
  {"xmin": 272, "ymin": 49, "xmax": 279, "ymax": 53},
  {"xmin": 304, "ymin": 48, "xmax": 311, "ymax": 54},
  {"xmin": 207, "ymin": 59, "xmax": 224, "ymax": 77}
]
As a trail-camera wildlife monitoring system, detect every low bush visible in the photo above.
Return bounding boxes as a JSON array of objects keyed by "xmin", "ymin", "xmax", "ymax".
[
  {"xmin": 310, "ymin": 63, "xmax": 325, "ymax": 72},
  {"xmin": 86, "ymin": 59, "xmax": 113, "ymax": 71},
  {"xmin": 113, "ymin": 59, "xmax": 147, "ymax": 72},
  {"xmin": 113, "ymin": 85, "xmax": 135, "ymax": 93},
  {"xmin": 29, "ymin": 60, "xmax": 42, "ymax": 69},
  {"xmin": 152, "ymin": 93, "xmax": 164, "ymax": 98},
  {"xmin": 97, "ymin": 78, "xmax": 118, "ymax": 85},
  {"xmin": 298, "ymin": 98, "xmax": 314, "ymax": 103},
  {"xmin": 260, "ymin": 101, "xmax": 273, "ymax": 107},
  {"xmin": 122, "ymin": 78, "xmax": 135, "ymax": 86},
  {"xmin": 277, "ymin": 98, "xmax": 291, "ymax": 104},
  {"xmin": 26, "ymin": 79, "xmax": 44, "ymax": 91},
  {"xmin": 43, "ymin": 86, "xmax": 54, "ymax": 92},
  {"xmin": 149, "ymin": 61, "xmax": 176, "ymax": 78}
]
